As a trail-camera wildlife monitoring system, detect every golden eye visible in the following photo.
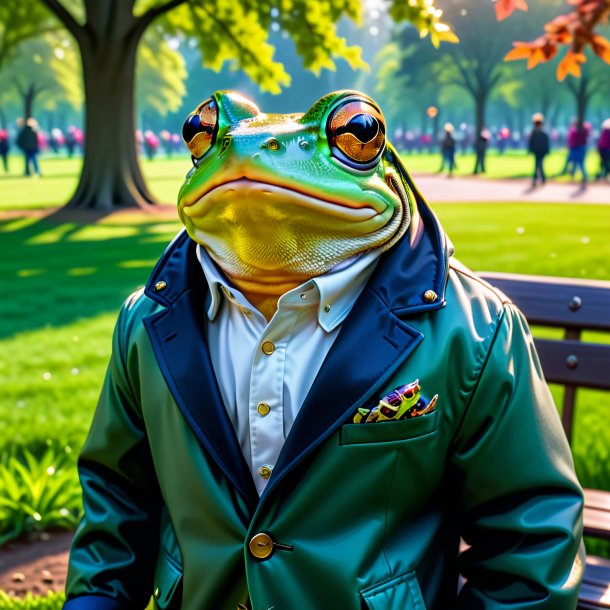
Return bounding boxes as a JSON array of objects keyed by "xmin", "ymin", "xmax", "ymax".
[
  {"xmin": 182, "ymin": 98, "xmax": 218, "ymax": 160},
  {"xmin": 266, "ymin": 138, "xmax": 280, "ymax": 151},
  {"xmin": 327, "ymin": 99, "xmax": 386, "ymax": 169}
]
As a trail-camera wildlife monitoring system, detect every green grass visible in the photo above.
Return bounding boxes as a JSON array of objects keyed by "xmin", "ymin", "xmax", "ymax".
[
  {"xmin": 0, "ymin": 149, "xmax": 606, "ymax": 211},
  {"xmin": 397, "ymin": 148, "xmax": 603, "ymax": 180},
  {"xmin": 1, "ymin": 204, "xmax": 609, "ymax": 470}
]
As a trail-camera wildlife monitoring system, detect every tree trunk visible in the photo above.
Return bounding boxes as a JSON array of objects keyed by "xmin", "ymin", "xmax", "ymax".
[
  {"xmin": 0, "ymin": 108, "xmax": 6, "ymax": 130},
  {"xmin": 576, "ymin": 76, "xmax": 588, "ymax": 127},
  {"xmin": 67, "ymin": 30, "xmax": 154, "ymax": 209},
  {"xmin": 23, "ymin": 84, "xmax": 37, "ymax": 121}
]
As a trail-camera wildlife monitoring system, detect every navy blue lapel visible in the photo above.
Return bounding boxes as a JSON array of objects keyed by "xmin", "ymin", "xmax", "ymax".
[
  {"xmin": 259, "ymin": 286, "xmax": 424, "ymax": 503},
  {"xmin": 143, "ymin": 232, "xmax": 258, "ymax": 510}
]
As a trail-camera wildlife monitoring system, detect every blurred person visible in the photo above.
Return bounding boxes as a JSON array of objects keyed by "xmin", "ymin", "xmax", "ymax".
[
  {"xmin": 0, "ymin": 129, "xmax": 9, "ymax": 173},
  {"xmin": 498, "ymin": 127, "xmax": 510, "ymax": 154},
  {"xmin": 160, "ymin": 130, "xmax": 173, "ymax": 157},
  {"xmin": 474, "ymin": 128, "xmax": 490, "ymax": 174},
  {"xmin": 528, "ymin": 113, "xmax": 550, "ymax": 188},
  {"xmin": 561, "ymin": 120, "xmax": 589, "ymax": 187},
  {"xmin": 66, "ymin": 126, "xmax": 77, "ymax": 157},
  {"xmin": 16, "ymin": 117, "xmax": 42, "ymax": 177},
  {"xmin": 50, "ymin": 128, "xmax": 65, "ymax": 154},
  {"xmin": 439, "ymin": 122, "xmax": 456, "ymax": 177},
  {"xmin": 144, "ymin": 130, "xmax": 159, "ymax": 160},
  {"xmin": 596, "ymin": 118, "xmax": 610, "ymax": 181}
]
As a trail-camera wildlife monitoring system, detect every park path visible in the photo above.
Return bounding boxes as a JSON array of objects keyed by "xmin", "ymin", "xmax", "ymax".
[{"xmin": 412, "ymin": 174, "xmax": 610, "ymax": 205}]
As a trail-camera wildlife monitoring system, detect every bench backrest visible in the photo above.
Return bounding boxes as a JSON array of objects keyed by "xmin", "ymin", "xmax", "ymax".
[{"xmin": 479, "ymin": 273, "xmax": 610, "ymax": 444}]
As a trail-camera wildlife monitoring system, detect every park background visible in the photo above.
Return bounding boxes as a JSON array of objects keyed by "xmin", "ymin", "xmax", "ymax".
[{"xmin": 0, "ymin": 0, "xmax": 609, "ymax": 606}]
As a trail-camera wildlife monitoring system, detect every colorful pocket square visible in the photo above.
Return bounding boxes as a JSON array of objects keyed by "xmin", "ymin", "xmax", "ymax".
[{"xmin": 353, "ymin": 379, "xmax": 438, "ymax": 424}]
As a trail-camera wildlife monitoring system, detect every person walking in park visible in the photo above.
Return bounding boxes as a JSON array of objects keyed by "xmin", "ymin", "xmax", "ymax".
[
  {"xmin": 63, "ymin": 90, "xmax": 583, "ymax": 610},
  {"xmin": 528, "ymin": 112, "xmax": 550, "ymax": 188},
  {"xmin": 596, "ymin": 118, "xmax": 610, "ymax": 181},
  {"xmin": 562, "ymin": 120, "xmax": 589, "ymax": 188},
  {"xmin": 439, "ymin": 122, "xmax": 456, "ymax": 177},
  {"xmin": 0, "ymin": 129, "xmax": 9, "ymax": 173},
  {"xmin": 473, "ymin": 127, "xmax": 490, "ymax": 174},
  {"xmin": 16, "ymin": 118, "xmax": 42, "ymax": 177}
]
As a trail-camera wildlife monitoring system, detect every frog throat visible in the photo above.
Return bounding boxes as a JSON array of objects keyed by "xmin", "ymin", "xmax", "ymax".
[{"xmin": 178, "ymin": 91, "xmax": 413, "ymax": 289}]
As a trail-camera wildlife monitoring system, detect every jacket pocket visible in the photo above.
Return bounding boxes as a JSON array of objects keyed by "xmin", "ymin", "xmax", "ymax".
[
  {"xmin": 340, "ymin": 411, "xmax": 438, "ymax": 445},
  {"xmin": 153, "ymin": 546, "xmax": 183, "ymax": 610},
  {"xmin": 361, "ymin": 570, "xmax": 426, "ymax": 610}
]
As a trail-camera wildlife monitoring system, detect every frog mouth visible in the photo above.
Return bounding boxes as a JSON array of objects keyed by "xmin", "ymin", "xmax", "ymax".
[{"xmin": 181, "ymin": 178, "xmax": 380, "ymax": 221}]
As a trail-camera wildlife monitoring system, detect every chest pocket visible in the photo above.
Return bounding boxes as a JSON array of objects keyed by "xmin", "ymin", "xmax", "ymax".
[
  {"xmin": 340, "ymin": 411, "xmax": 438, "ymax": 445},
  {"xmin": 361, "ymin": 570, "xmax": 427, "ymax": 610}
]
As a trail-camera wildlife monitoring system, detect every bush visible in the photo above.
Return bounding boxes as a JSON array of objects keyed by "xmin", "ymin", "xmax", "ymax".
[{"xmin": 0, "ymin": 446, "xmax": 82, "ymax": 545}]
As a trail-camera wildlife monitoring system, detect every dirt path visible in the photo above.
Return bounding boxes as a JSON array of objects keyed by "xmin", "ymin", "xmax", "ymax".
[
  {"xmin": 0, "ymin": 531, "xmax": 72, "ymax": 598},
  {"xmin": 413, "ymin": 175, "xmax": 610, "ymax": 205}
]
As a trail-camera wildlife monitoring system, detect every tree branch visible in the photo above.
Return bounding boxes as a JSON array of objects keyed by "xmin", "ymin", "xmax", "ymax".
[
  {"xmin": 39, "ymin": 0, "xmax": 83, "ymax": 42},
  {"xmin": 137, "ymin": 0, "xmax": 188, "ymax": 32}
]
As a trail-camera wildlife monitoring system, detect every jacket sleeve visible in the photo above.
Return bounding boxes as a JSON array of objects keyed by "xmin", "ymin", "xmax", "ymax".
[
  {"xmin": 64, "ymin": 303, "xmax": 162, "ymax": 610},
  {"xmin": 451, "ymin": 303, "xmax": 585, "ymax": 609}
]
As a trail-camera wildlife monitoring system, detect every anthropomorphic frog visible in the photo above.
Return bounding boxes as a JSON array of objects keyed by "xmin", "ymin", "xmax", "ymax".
[{"xmin": 64, "ymin": 91, "xmax": 584, "ymax": 610}]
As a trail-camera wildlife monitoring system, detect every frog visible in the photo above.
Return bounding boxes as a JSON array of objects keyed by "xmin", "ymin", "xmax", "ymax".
[{"xmin": 178, "ymin": 90, "xmax": 416, "ymax": 321}]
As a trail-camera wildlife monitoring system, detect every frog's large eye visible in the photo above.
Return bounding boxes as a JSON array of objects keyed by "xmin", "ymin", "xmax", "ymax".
[
  {"xmin": 327, "ymin": 98, "xmax": 386, "ymax": 170},
  {"xmin": 182, "ymin": 98, "xmax": 218, "ymax": 161}
]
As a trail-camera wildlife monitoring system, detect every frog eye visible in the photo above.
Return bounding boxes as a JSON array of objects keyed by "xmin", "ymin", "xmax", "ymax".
[
  {"xmin": 327, "ymin": 98, "xmax": 386, "ymax": 170},
  {"xmin": 182, "ymin": 98, "xmax": 218, "ymax": 161}
]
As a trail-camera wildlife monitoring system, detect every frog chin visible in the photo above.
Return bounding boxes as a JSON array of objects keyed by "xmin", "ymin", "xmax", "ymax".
[{"xmin": 181, "ymin": 178, "xmax": 405, "ymax": 284}]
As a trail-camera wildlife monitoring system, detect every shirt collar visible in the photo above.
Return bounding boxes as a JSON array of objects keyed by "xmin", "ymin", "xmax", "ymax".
[{"xmin": 196, "ymin": 245, "xmax": 382, "ymax": 332}]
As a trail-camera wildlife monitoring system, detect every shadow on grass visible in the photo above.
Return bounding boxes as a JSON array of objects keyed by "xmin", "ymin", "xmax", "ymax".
[{"xmin": 0, "ymin": 210, "xmax": 181, "ymax": 339}]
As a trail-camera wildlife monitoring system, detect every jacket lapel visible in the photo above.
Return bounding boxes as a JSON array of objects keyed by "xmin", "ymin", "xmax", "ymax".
[
  {"xmin": 260, "ymin": 286, "xmax": 424, "ymax": 502},
  {"xmin": 143, "ymin": 232, "xmax": 258, "ymax": 509},
  {"xmin": 260, "ymin": 180, "xmax": 449, "ymax": 503}
]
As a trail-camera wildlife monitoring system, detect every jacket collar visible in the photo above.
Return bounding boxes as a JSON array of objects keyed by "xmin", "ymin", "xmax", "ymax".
[{"xmin": 144, "ymin": 188, "xmax": 449, "ymax": 318}]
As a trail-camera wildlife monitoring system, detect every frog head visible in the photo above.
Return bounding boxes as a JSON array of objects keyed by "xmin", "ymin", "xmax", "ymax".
[{"xmin": 178, "ymin": 90, "xmax": 414, "ymax": 311}]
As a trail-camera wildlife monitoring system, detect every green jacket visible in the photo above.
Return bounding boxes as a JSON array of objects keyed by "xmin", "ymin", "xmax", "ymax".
[{"xmin": 64, "ymin": 192, "xmax": 584, "ymax": 610}]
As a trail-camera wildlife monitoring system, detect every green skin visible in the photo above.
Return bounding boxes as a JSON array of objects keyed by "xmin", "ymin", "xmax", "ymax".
[{"xmin": 177, "ymin": 90, "xmax": 411, "ymax": 319}]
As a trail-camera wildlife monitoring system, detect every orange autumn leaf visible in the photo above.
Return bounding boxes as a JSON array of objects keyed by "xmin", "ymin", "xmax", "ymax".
[
  {"xmin": 557, "ymin": 51, "xmax": 586, "ymax": 80},
  {"xmin": 527, "ymin": 47, "xmax": 546, "ymax": 68},
  {"xmin": 495, "ymin": 0, "xmax": 529, "ymax": 22},
  {"xmin": 504, "ymin": 45, "xmax": 534, "ymax": 61}
]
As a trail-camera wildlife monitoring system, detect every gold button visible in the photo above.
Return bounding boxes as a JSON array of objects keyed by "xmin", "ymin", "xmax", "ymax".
[
  {"xmin": 242, "ymin": 308, "xmax": 251, "ymax": 316},
  {"xmin": 261, "ymin": 340, "xmax": 275, "ymax": 355},
  {"xmin": 154, "ymin": 281, "xmax": 167, "ymax": 292},
  {"xmin": 257, "ymin": 402, "xmax": 270, "ymax": 416},
  {"xmin": 154, "ymin": 587, "xmax": 161, "ymax": 599},
  {"xmin": 423, "ymin": 290, "xmax": 438, "ymax": 303},
  {"xmin": 324, "ymin": 304, "xmax": 331, "ymax": 313},
  {"xmin": 249, "ymin": 532, "xmax": 274, "ymax": 559},
  {"xmin": 258, "ymin": 465, "xmax": 273, "ymax": 479}
]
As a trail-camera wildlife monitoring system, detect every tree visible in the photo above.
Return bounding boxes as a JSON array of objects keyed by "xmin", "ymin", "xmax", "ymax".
[
  {"xmin": 428, "ymin": 0, "xmax": 524, "ymax": 171},
  {"xmin": 0, "ymin": 33, "xmax": 82, "ymax": 121},
  {"xmin": 36, "ymin": 0, "xmax": 455, "ymax": 210},
  {"xmin": 0, "ymin": 0, "xmax": 60, "ymax": 69},
  {"xmin": 564, "ymin": 56, "xmax": 610, "ymax": 124}
]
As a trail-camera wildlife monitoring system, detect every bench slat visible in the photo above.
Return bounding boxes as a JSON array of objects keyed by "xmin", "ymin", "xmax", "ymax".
[
  {"xmin": 480, "ymin": 273, "xmax": 610, "ymax": 332},
  {"xmin": 534, "ymin": 339, "xmax": 610, "ymax": 390},
  {"xmin": 586, "ymin": 489, "xmax": 610, "ymax": 511}
]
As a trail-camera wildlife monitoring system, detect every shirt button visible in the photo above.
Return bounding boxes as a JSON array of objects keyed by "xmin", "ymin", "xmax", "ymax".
[
  {"xmin": 258, "ymin": 465, "xmax": 273, "ymax": 479},
  {"xmin": 257, "ymin": 402, "xmax": 271, "ymax": 416},
  {"xmin": 261, "ymin": 340, "xmax": 276, "ymax": 355}
]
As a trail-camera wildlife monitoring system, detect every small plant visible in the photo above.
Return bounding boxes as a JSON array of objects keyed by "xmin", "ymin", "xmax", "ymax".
[
  {"xmin": 0, "ymin": 591, "xmax": 64, "ymax": 609},
  {"xmin": 0, "ymin": 446, "xmax": 82, "ymax": 545}
]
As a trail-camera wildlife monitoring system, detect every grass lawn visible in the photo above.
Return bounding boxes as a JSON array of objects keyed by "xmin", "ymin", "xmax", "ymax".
[
  {"xmin": 1, "ymin": 201, "xmax": 609, "ymax": 495},
  {"xmin": 0, "ymin": 148, "xmax": 606, "ymax": 211}
]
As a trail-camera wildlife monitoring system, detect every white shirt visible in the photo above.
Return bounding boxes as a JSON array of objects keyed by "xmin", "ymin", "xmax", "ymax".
[{"xmin": 197, "ymin": 245, "xmax": 381, "ymax": 495}]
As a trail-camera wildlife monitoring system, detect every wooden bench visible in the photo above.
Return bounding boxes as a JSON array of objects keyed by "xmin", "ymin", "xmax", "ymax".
[{"xmin": 480, "ymin": 273, "xmax": 610, "ymax": 608}]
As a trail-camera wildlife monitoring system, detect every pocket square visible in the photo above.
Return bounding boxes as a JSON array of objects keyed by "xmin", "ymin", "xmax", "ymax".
[{"xmin": 353, "ymin": 379, "xmax": 438, "ymax": 424}]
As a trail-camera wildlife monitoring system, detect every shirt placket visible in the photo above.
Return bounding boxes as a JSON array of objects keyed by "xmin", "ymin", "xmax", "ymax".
[{"xmin": 248, "ymin": 305, "xmax": 300, "ymax": 495}]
